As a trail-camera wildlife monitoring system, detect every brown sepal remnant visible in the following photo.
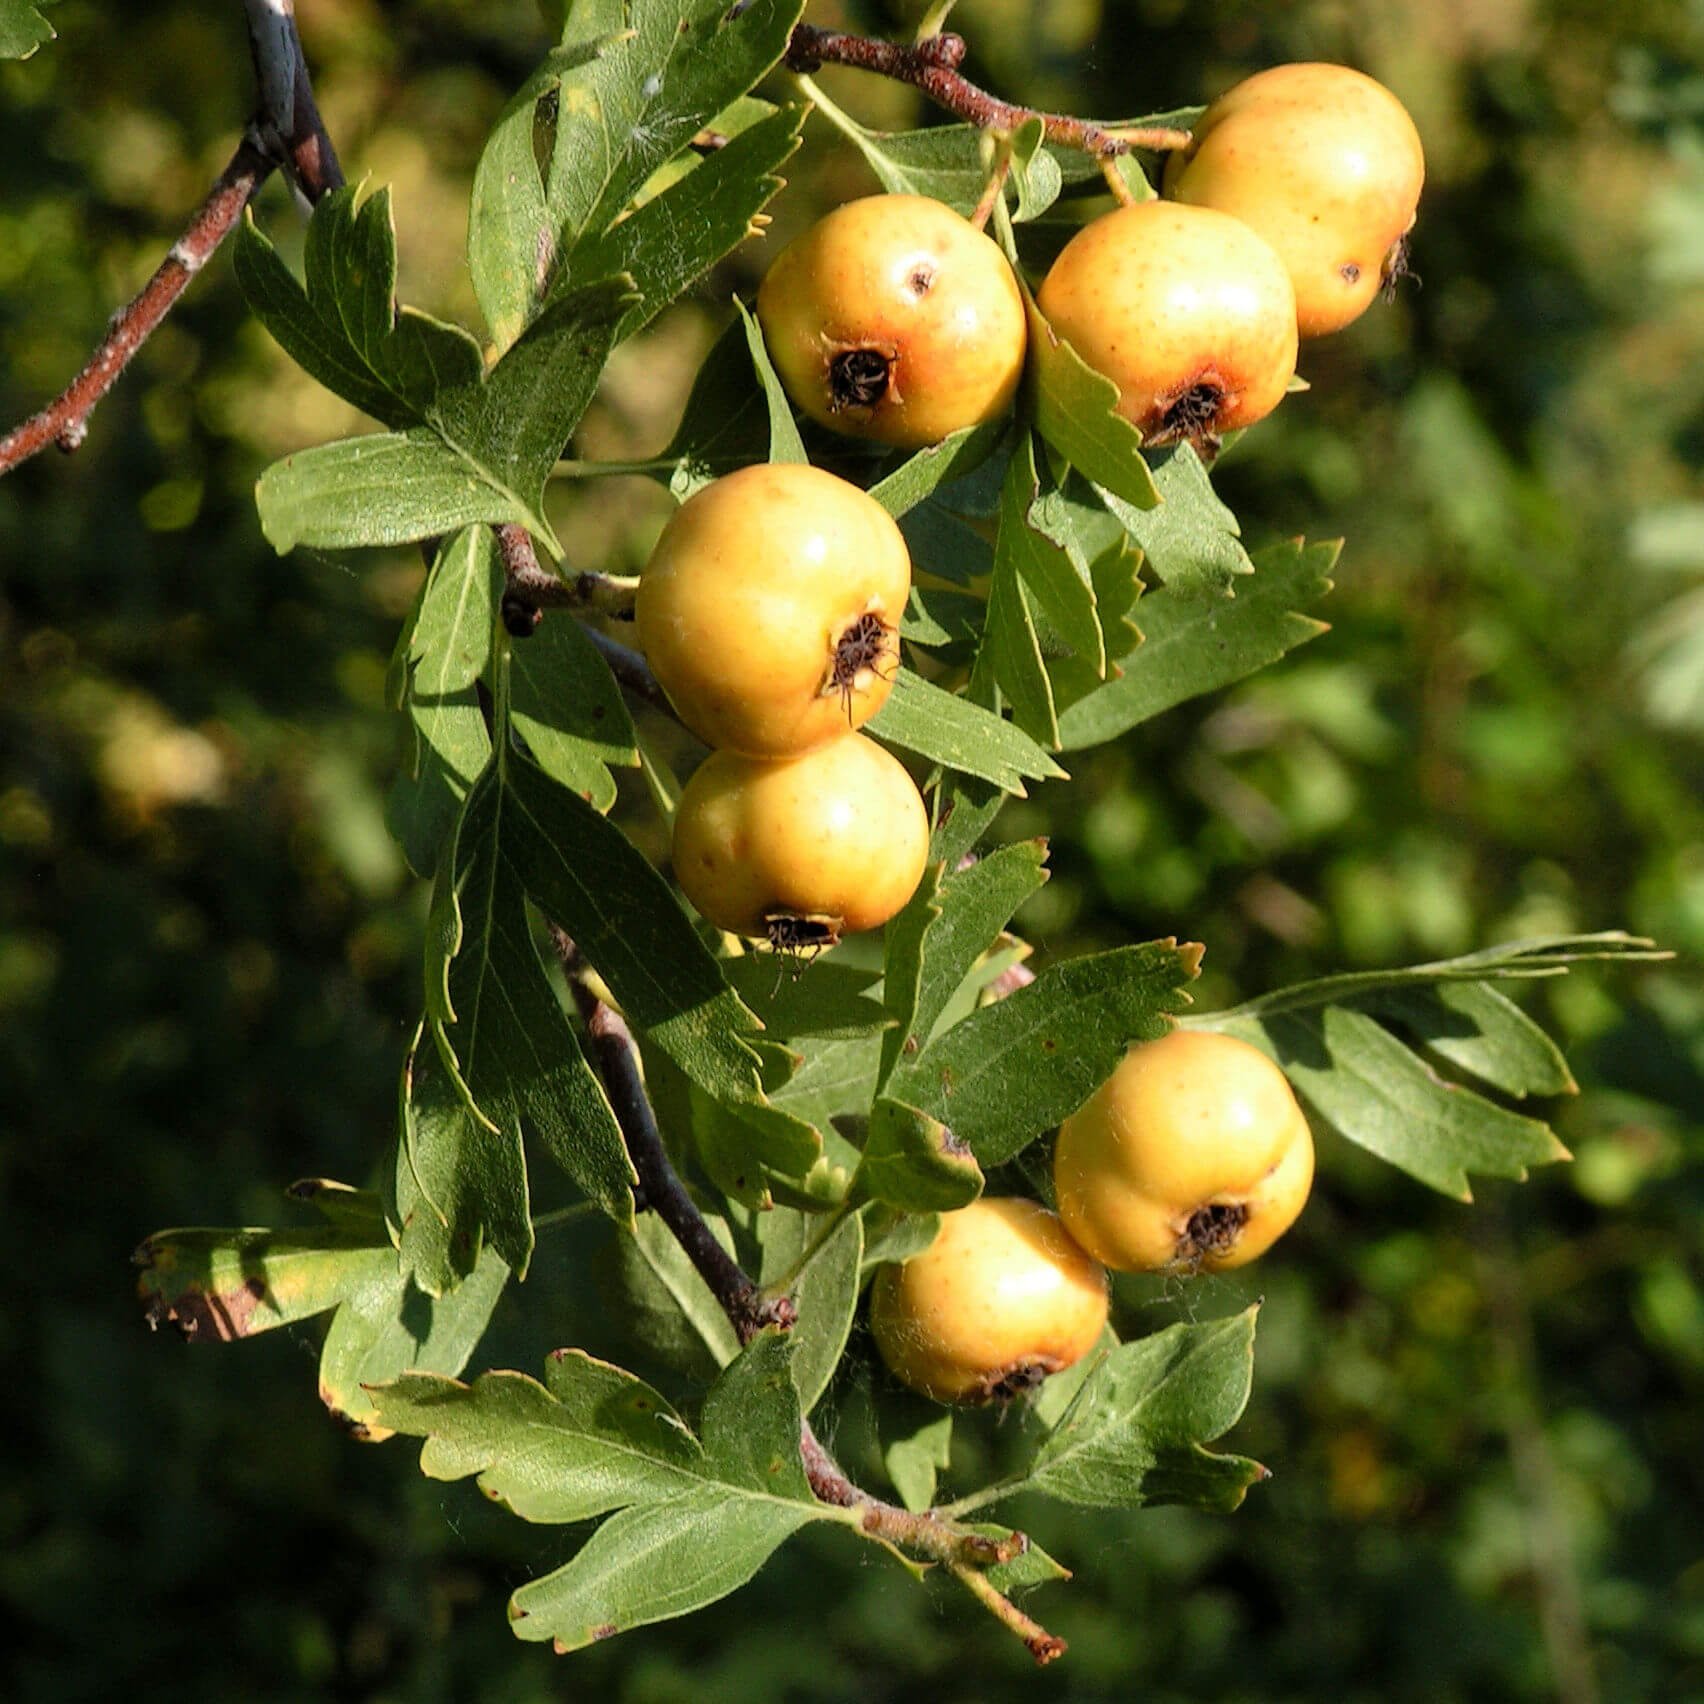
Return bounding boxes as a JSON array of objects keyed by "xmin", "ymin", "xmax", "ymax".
[
  {"xmin": 828, "ymin": 347, "xmax": 894, "ymax": 410},
  {"xmin": 1178, "ymin": 1201, "xmax": 1250, "ymax": 1266}
]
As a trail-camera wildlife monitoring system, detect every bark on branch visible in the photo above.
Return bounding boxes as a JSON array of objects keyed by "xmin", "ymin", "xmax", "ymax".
[
  {"xmin": 786, "ymin": 24, "xmax": 1191, "ymax": 157},
  {"xmin": 0, "ymin": 0, "xmax": 343, "ymax": 477}
]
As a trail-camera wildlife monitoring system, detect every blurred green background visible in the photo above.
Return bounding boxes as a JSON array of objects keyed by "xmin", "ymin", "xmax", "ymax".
[{"xmin": 3, "ymin": 0, "xmax": 1701, "ymax": 1698}]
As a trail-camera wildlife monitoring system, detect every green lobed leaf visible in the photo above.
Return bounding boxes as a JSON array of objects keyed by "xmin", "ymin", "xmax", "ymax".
[
  {"xmin": 0, "ymin": 0, "xmax": 54, "ymax": 58},
  {"xmin": 387, "ymin": 528, "xmax": 498, "ymax": 876},
  {"xmin": 889, "ymin": 941, "xmax": 1203, "ymax": 1165},
  {"xmin": 1013, "ymin": 1311, "xmax": 1265, "ymax": 1513},
  {"xmin": 1056, "ymin": 537, "xmax": 1336, "ymax": 749},
  {"xmin": 508, "ymin": 610, "xmax": 640, "ymax": 814},
  {"xmin": 867, "ymin": 421, "xmax": 1008, "ymax": 519},
  {"xmin": 879, "ymin": 841, "xmax": 1050, "ymax": 1088},
  {"xmin": 372, "ymin": 1328, "xmax": 828, "ymax": 1652},
  {"xmin": 1202, "ymin": 931, "xmax": 1667, "ymax": 1022},
  {"xmin": 419, "ymin": 760, "xmax": 638, "ymax": 1273},
  {"xmin": 1214, "ymin": 1005, "xmax": 1573, "ymax": 1201},
  {"xmin": 563, "ymin": 105, "xmax": 806, "ymax": 340},
  {"xmin": 866, "ymin": 669, "xmax": 1066, "ymax": 794},
  {"xmin": 237, "ymin": 194, "xmax": 483, "ymax": 430},
  {"xmin": 1097, "ymin": 442, "xmax": 1253, "ymax": 596},
  {"xmin": 243, "ymin": 191, "xmax": 632, "ymax": 554},
  {"xmin": 885, "ymin": 1411, "xmax": 954, "ymax": 1514},
  {"xmin": 318, "ymin": 1243, "xmax": 510, "ymax": 1440},
  {"xmin": 467, "ymin": 37, "xmax": 609, "ymax": 350},
  {"xmin": 1191, "ymin": 936, "xmax": 1664, "ymax": 1192},
  {"xmin": 500, "ymin": 755, "xmax": 800, "ymax": 1118},
  {"xmin": 1362, "ymin": 981, "xmax": 1575, "ymax": 1099},
  {"xmin": 370, "ymin": 1355, "xmax": 703, "ymax": 1522},
  {"xmin": 515, "ymin": 1488, "xmax": 818, "ymax": 1651},
  {"xmin": 256, "ymin": 430, "xmax": 536, "ymax": 555},
  {"xmin": 734, "ymin": 298, "xmax": 808, "ymax": 464},
  {"xmin": 1024, "ymin": 290, "xmax": 1161, "ymax": 512},
  {"xmin": 393, "ymin": 1020, "xmax": 532, "ymax": 1292},
  {"xmin": 542, "ymin": 0, "xmax": 805, "ymax": 293},
  {"xmin": 851, "ymin": 1097, "xmax": 985, "ymax": 1213}
]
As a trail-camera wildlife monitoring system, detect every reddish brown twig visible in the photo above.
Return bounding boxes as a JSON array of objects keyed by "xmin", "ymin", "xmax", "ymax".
[
  {"xmin": 0, "ymin": 139, "xmax": 273, "ymax": 474},
  {"xmin": 495, "ymin": 523, "xmax": 639, "ymax": 637},
  {"xmin": 786, "ymin": 24, "xmax": 1191, "ymax": 157},
  {"xmin": 0, "ymin": 0, "xmax": 343, "ymax": 477}
]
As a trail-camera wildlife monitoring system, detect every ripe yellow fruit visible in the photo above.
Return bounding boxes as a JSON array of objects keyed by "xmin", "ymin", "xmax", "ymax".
[
  {"xmin": 1053, "ymin": 1029, "xmax": 1314, "ymax": 1274},
  {"xmin": 671, "ymin": 733, "xmax": 929, "ymax": 946},
  {"xmin": 869, "ymin": 1198, "xmax": 1109, "ymax": 1404},
  {"xmin": 1163, "ymin": 62, "xmax": 1425, "ymax": 339},
  {"xmin": 635, "ymin": 463, "xmax": 910, "ymax": 757},
  {"xmin": 756, "ymin": 193, "xmax": 1028, "ymax": 449},
  {"xmin": 1036, "ymin": 200, "xmax": 1298, "ymax": 448}
]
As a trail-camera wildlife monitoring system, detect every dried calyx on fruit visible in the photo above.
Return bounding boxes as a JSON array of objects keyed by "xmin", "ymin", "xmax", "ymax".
[
  {"xmin": 757, "ymin": 193, "xmax": 1028, "ymax": 449},
  {"xmin": 1036, "ymin": 200, "xmax": 1298, "ymax": 453},
  {"xmin": 870, "ymin": 1198, "xmax": 1110, "ymax": 1405}
]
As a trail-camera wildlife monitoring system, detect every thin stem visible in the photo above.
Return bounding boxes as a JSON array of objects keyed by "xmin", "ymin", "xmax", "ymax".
[
  {"xmin": 584, "ymin": 625, "xmax": 673, "ymax": 716},
  {"xmin": 913, "ymin": 2, "xmax": 959, "ymax": 43},
  {"xmin": 949, "ymin": 1560, "xmax": 1068, "ymax": 1665},
  {"xmin": 759, "ymin": 1201, "xmax": 856, "ymax": 1297},
  {"xmin": 1099, "ymin": 155, "xmax": 1140, "ymax": 207},
  {"xmin": 532, "ymin": 1202, "xmax": 597, "ymax": 1233},
  {"xmin": 786, "ymin": 23, "xmax": 1190, "ymax": 159},
  {"xmin": 968, "ymin": 142, "xmax": 1012, "ymax": 232},
  {"xmin": 553, "ymin": 456, "xmax": 683, "ymax": 480},
  {"xmin": 0, "ymin": 140, "xmax": 273, "ymax": 475}
]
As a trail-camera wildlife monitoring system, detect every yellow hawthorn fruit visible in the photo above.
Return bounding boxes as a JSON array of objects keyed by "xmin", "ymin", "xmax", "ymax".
[
  {"xmin": 1053, "ymin": 1029, "xmax": 1314, "ymax": 1274},
  {"xmin": 1036, "ymin": 200, "xmax": 1298, "ymax": 449},
  {"xmin": 870, "ymin": 1198, "xmax": 1109, "ymax": 1404},
  {"xmin": 1163, "ymin": 63, "xmax": 1425, "ymax": 338},
  {"xmin": 671, "ymin": 733, "xmax": 928, "ymax": 947},
  {"xmin": 756, "ymin": 193, "xmax": 1028, "ymax": 449},
  {"xmin": 635, "ymin": 462, "xmax": 910, "ymax": 757}
]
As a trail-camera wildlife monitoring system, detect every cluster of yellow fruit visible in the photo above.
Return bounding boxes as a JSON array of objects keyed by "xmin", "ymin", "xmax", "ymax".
[
  {"xmin": 632, "ymin": 63, "xmax": 1420, "ymax": 1401},
  {"xmin": 870, "ymin": 1030, "xmax": 1316, "ymax": 1402},
  {"xmin": 637, "ymin": 460, "xmax": 930, "ymax": 948}
]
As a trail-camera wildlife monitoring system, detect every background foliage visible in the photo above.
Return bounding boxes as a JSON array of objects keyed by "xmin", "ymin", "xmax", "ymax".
[{"xmin": 2, "ymin": 0, "xmax": 1701, "ymax": 1698}]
